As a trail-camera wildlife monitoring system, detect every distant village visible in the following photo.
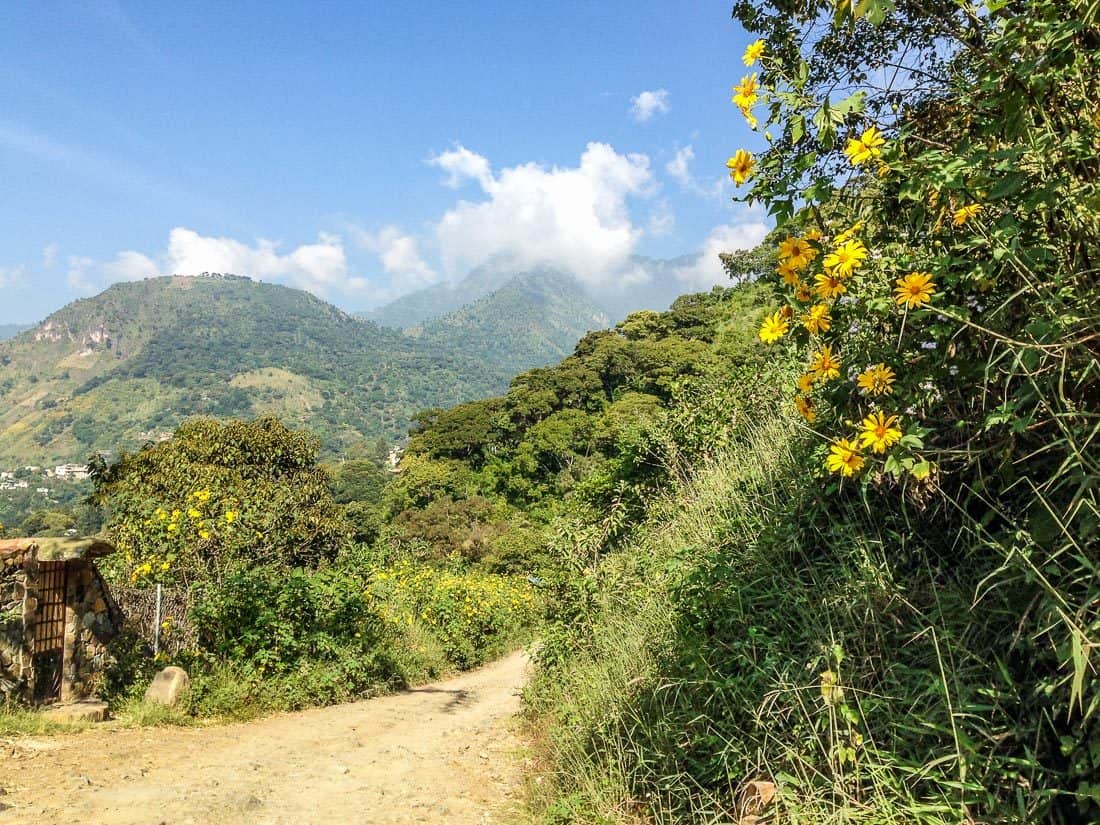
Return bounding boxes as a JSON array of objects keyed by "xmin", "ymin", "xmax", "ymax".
[{"xmin": 0, "ymin": 463, "xmax": 90, "ymax": 493}]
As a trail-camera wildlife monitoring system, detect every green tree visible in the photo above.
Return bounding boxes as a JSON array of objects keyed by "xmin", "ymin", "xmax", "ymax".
[{"xmin": 92, "ymin": 415, "xmax": 350, "ymax": 585}]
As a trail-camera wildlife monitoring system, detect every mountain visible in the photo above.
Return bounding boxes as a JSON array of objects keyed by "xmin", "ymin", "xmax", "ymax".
[
  {"xmin": 412, "ymin": 270, "xmax": 610, "ymax": 376},
  {"xmin": 360, "ymin": 261, "xmax": 554, "ymax": 328},
  {"xmin": 0, "ymin": 324, "xmax": 31, "ymax": 341},
  {"xmin": 0, "ymin": 274, "xmax": 604, "ymax": 468},
  {"xmin": 362, "ymin": 257, "xmax": 701, "ymax": 330}
]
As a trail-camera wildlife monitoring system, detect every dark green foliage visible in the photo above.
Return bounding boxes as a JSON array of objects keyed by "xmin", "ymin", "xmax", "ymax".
[
  {"xmin": 401, "ymin": 283, "xmax": 774, "ymax": 528},
  {"xmin": 190, "ymin": 566, "xmax": 396, "ymax": 681},
  {"xmin": 18, "ymin": 508, "xmax": 76, "ymax": 537},
  {"xmin": 92, "ymin": 415, "xmax": 351, "ymax": 582}
]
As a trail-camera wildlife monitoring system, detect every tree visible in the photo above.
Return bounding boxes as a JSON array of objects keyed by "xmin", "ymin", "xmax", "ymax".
[{"xmin": 92, "ymin": 415, "xmax": 350, "ymax": 585}]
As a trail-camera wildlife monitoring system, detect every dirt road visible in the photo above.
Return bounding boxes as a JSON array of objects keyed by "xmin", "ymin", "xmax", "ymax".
[{"xmin": 0, "ymin": 650, "xmax": 531, "ymax": 825}]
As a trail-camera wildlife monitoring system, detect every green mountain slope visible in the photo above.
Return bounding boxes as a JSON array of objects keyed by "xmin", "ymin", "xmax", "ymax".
[
  {"xmin": 359, "ymin": 263, "xmax": 571, "ymax": 328},
  {"xmin": 411, "ymin": 270, "xmax": 610, "ymax": 377},
  {"xmin": 0, "ymin": 273, "xmax": 616, "ymax": 468},
  {"xmin": 363, "ymin": 257, "xmax": 709, "ymax": 330}
]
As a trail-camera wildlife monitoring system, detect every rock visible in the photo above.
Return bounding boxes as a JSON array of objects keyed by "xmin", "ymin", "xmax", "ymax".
[
  {"xmin": 144, "ymin": 666, "xmax": 190, "ymax": 707},
  {"xmin": 41, "ymin": 700, "xmax": 108, "ymax": 723}
]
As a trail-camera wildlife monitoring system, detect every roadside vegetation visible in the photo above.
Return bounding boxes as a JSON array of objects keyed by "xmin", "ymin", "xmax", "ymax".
[
  {"xmin": 524, "ymin": 0, "xmax": 1099, "ymax": 822},
  {"xmin": 2, "ymin": 2, "xmax": 1095, "ymax": 822}
]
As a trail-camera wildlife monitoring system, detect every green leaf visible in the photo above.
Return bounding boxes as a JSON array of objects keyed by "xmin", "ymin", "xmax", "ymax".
[{"xmin": 791, "ymin": 114, "xmax": 805, "ymax": 144}]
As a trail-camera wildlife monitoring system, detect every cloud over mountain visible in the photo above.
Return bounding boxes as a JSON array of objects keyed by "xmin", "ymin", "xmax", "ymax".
[
  {"xmin": 430, "ymin": 142, "xmax": 654, "ymax": 289},
  {"xmin": 93, "ymin": 228, "xmax": 356, "ymax": 296}
]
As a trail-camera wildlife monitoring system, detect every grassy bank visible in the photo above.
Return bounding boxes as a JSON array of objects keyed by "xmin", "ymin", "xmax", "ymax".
[{"xmin": 525, "ymin": 403, "xmax": 1096, "ymax": 823}]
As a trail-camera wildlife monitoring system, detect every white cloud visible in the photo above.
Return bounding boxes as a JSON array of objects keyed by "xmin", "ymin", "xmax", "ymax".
[
  {"xmin": 77, "ymin": 228, "xmax": 358, "ymax": 298},
  {"xmin": 647, "ymin": 201, "xmax": 675, "ymax": 237},
  {"xmin": 430, "ymin": 142, "xmax": 654, "ymax": 288},
  {"xmin": 103, "ymin": 250, "xmax": 159, "ymax": 281},
  {"xmin": 666, "ymin": 145, "xmax": 695, "ymax": 186},
  {"xmin": 430, "ymin": 145, "xmax": 494, "ymax": 190},
  {"xmin": 351, "ymin": 226, "xmax": 438, "ymax": 290},
  {"xmin": 66, "ymin": 256, "xmax": 97, "ymax": 295},
  {"xmin": 631, "ymin": 89, "xmax": 670, "ymax": 122},
  {"xmin": 161, "ymin": 227, "xmax": 351, "ymax": 295},
  {"xmin": 672, "ymin": 222, "xmax": 770, "ymax": 290},
  {"xmin": 42, "ymin": 243, "xmax": 59, "ymax": 269},
  {"xmin": 665, "ymin": 144, "xmax": 727, "ymax": 200}
]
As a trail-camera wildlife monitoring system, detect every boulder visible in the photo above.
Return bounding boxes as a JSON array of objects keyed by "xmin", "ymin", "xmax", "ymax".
[
  {"xmin": 41, "ymin": 700, "xmax": 108, "ymax": 723},
  {"xmin": 144, "ymin": 666, "xmax": 190, "ymax": 707}
]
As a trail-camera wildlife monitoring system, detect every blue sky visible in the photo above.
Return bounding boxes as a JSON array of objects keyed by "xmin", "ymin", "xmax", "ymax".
[{"xmin": 0, "ymin": 1, "xmax": 769, "ymax": 323}]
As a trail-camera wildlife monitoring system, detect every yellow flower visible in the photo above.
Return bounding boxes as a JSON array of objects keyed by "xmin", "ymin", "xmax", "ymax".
[
  {"xmin": 814, "ymin": 272, "xmax": 847, "ymax": 300},
  {"xmin": 166, "ymin": 523, "xmax": 178, "ymax": 532},
  {"xmin": 726, "ymin": 149, "xmax": 755, "ymax": 185},
  {"xmin": 191, "ymin": 489, "xmax": 212, "ymax": 502},
  {"xmin": 731, "ymin": 73, "xmax": 759, "ymax": 109},
  {"xmin": 952, "ymin": 203, "xmax": 983, "ymax": 226},
  {"xmin": 796, "ymin": 372, "xmax": 816, "ymax": 394},
  {"xmin": 794, "ymin": 395, "xmax": 816, "ymax": 423},
  {"xmin": 811, "ymin": 345, "xmax": 841, "ymax": 381},
  {"xmin": 894, "ymin": 271, "xmax": 936, "ymax": 308},
  {"xmin": 777, "ymin": 261, "xmax": 802, "ymax": 286},
  {"xmin": 224, "ymin": 510, "xmax": 238, "ymax": 524},
  {"xmin": 843, "ymin": 126, "xmax": 885, "ymax": 166},
  {"xmin": 737, "ymin": 103, "xmax": 758, "ymax": 129},
  {"xmin": 856, "ymin": 363, "xmax": 896, "ymax": 396},
  {"xmin": 823, "ymin": 238, "xmax": 868, "ymax": 278},
  {"xmin": 742, "ymin": 39, "xmax": 765, "ymax": 66},
  {"xmin": 833, "ymin": 221, "xmax": 864, "ymax": 245},
  {"xmin": 793, "ymin": 281, "xmax": 812, "ymax": 302},
  {"xmin": 825, "ymin": 438, "xmax": 865, "ymax": 477},
  {"xmin": 187, "ymin": 507, "xmax": 201, "ymax": 519},
  {"xmin": 859, "ymin": 411, "xmax": 903, "ymax": 454},
  {"xmin": 199, "ymin": 529, "xmax": 211, "ymax": 540},
  {"xmin": 803, "ymin": 227, "xmax": 823, "ymax": 242},
  {"xmin": 778, "ymin": 237, "xmax": 816, "ymax": 270},
  {"xmin": 758, "ymin": 311, "xmax": 790, "ymax": 344},
  {"xmin": 802, "ymin": 304, "xmax": 832, "ymax": 334}
]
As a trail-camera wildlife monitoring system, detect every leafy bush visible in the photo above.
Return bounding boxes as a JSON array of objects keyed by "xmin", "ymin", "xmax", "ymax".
[
  {"xmin": 92, "ymin": 416, "xmax": 351, "ymax": 585},
  {"xmin": 370, "ymin": 559, "xmax": 540, "ymax": 669}
]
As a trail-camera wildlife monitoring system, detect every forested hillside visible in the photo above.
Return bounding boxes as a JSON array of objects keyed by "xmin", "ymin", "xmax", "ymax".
[
  {"xmin": 0, "ymin": 273, "xmax": 609, "ymax": 471},
  {"xmin": 409, "ymin": 270, "xmax": 610, "ymax": 379}
]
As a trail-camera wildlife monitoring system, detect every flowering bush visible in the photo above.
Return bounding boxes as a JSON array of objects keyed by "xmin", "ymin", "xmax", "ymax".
[
  {"xmin": 726, "ymin": 1, "xmax": 1096, "ymax": 494},
  {"xmin": 368, "ymin": 559, "xmax": 538, "ymax": 669},
  {"xmin": 717, "ymin": 0, "xmax": 1098, "ymax": 817}
]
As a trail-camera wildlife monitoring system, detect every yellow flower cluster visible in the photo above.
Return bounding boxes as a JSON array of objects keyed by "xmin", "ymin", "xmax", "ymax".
[
  {"xmin": 843, "ymin": 126, "xmax": 885, "ymax": 166},
  {"xmin": 753, "ymin": 218, "xmax": 922, "ymax": 478},
  {"xmin": 369, "ymin": 560, "xmax": 538, "ymax": 637}
]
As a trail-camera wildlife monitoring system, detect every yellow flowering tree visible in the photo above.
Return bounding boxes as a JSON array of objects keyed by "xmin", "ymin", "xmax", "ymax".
[
  {"xmin": 728, "ymin": 0, "xmax": 1097, "ymax": 491},
  {"xmin": 722, "ymin": 0, "xmax": 1098, "ymax": 817},
  {"xmin": 91, "ymin": 416, "xmax": 350, "ymax": 586}
]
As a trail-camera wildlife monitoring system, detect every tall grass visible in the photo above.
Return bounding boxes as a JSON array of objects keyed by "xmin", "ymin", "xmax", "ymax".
[{"xmin": 526, "ymin": 406, "xmax": 1092, "ymax": 822}]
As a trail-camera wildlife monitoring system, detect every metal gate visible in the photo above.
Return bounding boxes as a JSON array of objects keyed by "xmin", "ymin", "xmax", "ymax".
[{"xmin": 32, "ymin": 562, "xmax": 67, "ymax": 703}]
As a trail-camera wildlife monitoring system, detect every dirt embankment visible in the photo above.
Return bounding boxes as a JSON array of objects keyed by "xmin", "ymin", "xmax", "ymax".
[{"xmin": 0, "ymin": 650, "xmax": 531, "ymax": 825}]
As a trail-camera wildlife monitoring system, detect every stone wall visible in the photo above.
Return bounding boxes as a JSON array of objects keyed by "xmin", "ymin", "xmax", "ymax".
[
  {"xmin": 0, "ymin": 540, "xmax": 120, "ymax": 704},
  {"xmin": 62, "ymin": 560, "xmax": 119, "ymax": 701},
  {"xmin": 0, "ymin": 546, "xmax": 36, "ymax": 700}
]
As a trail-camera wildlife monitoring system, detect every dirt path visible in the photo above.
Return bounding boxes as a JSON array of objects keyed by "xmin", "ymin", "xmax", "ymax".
[{"xmin": 0, "ymin": 650, "xmax": 531, "ymax": 825}]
